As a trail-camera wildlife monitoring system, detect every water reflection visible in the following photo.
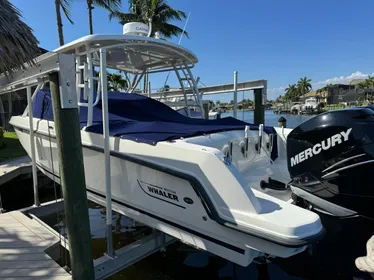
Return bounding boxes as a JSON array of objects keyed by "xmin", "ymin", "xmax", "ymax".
[{"xmin": 222, "ymin": 110, "xmax": 314, "ymax": 128}]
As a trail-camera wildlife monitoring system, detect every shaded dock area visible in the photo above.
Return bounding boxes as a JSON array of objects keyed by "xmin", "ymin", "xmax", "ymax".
[
  {"xmin": 0, "ymin": 210, "xmax": 71, "ymax": 279},
  {"xmin": 0, "ymin": 156, "xmax": 32, "ymax": 185}
]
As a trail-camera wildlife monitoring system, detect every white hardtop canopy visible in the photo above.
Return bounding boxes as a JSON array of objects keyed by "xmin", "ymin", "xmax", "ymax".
[
  {"xmin": 0, "ymin": 34, "xmax": 198, "ymax": 94},
  {"xmin": 54, "ymin": 34, "xmax": 198, "ymax": 73}
]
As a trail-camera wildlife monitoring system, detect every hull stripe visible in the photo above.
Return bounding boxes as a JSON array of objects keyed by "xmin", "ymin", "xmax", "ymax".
[{"xmin": 35, "ymin": 163, "xmax": 246, "ymax": 255}]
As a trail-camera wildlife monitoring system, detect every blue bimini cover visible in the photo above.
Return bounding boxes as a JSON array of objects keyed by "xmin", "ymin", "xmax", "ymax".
[{"xmin": 32, "ymin": 90, "xmax": 278, "ymax": 159}]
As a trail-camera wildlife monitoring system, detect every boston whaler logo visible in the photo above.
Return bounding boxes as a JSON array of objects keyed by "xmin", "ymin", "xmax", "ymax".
[
  {"xmin": 137, "ymin": 180, "xmax": 185, "ymax": 209},
  {"xmin": 290, "ymin": 128, "xmax": 352, "ymax": 167},
  {"xmin": 147, "ymin": 184, "xmax": 178, "ymax": 201}
]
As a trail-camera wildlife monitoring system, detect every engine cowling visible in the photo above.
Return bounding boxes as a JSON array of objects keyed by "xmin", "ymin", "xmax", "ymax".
[{"xmin": 287, "ymin": 108, "xmax": 374, "ymax": 219}]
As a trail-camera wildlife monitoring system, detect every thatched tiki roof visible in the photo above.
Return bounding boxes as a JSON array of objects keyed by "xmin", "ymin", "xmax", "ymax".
[{"xmin": 0, "ymin": 0, "xmax": 41, "ymax": 75}]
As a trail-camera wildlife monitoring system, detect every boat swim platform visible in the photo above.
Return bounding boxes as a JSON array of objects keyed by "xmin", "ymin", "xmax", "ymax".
[
  {"xmin": 0, "ymin": 156, "xmax": 32, "ymax": 185},
  {"xmin": 0, "ymin": 205, "xmax": 71, "ymax": 279},
  {"xmin": 0, "ymin": 200, "xmax": 175, "ymax": 279}
]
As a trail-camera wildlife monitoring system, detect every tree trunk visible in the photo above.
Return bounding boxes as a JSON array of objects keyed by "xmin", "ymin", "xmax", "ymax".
[
  {"xmin": 0, "ymin": 97, "xmax": 5, "ymax": 129},
  {"xmin": 55, "ymin": 0, "xmax": 64, "ymax": 46},
  {"xmin": 87, "ymin": 0, "xmax": 93, "ymax": 34}
]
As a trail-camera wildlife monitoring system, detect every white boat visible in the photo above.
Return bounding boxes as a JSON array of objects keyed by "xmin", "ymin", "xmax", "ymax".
[
  {"xmin": 302, "ymin": 97, "xmax": 319, "ymax": 111},
  {"xmin": 2, "ymin": 24, "xmax": 324, "ymax": 267}
]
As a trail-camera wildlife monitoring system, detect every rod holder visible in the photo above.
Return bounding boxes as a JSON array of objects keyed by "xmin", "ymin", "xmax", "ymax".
[
  {"xmin": 244, "ymin": 125, "xmax": 250, "ymax": 157},
  {"xmin": 257, "ymin": 124, "xmax": 263, "ymax": 154}
]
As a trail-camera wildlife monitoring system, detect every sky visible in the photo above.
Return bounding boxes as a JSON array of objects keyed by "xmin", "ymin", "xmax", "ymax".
[{"xmin": 10, "ymin": 0, "xmax": 374, "ymax": 102}]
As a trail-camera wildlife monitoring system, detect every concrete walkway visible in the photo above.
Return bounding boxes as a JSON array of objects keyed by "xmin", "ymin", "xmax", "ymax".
[
  {"xmin": 0, "ymin": 210, "xmax": 71, "ymax": 279},
  {"xmin": 0, "ymin": 156, "xmax": 32, "ymax": 185}
]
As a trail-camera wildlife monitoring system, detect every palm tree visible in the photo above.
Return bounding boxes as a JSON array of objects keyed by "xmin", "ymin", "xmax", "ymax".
[
  {"xmin": 357, "ymin": 81, "xmax": 368, "ymax": 92},
  {"xmin": 297, "ymin": 77, "xmax": 312, "ymax": 96},
  {"xmin": 86, "ymin": 0, "xmax": 121, "ymax": 34},
  {"xmin": 109, "ymin": 0, "xmax": 188, "ymax": 39},
  {"xmin": 107, "ymin": 72, "xmax": 128, "ymax": 91},
  {"xmin": 55, "ymin": 0, "xmax": 74, "ymax": 46},
  {"xmin": 0, "ymin": 0, "xmax": 40, "ymax": 75},
  {"xmin": 316, "ymin": 83, "xmax": 332, "ymax": 94},
  {"xmin": 0, "ymin": 0, "xmax": 41, "ymax": 128},
  {"xmin": 357, "ymin": 79, "xmax": 372, "ymax": 103},
  {"xmin": 365, "ymin": 76, "xmax": 374, "ymax": 94},
  {"xmin": 284, "ymin": 84, "xmax": 298, "ymax": 102}
]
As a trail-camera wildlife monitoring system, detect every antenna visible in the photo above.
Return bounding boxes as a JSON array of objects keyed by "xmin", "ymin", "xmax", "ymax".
[
  {"xmin": 161, "ymin": 12, "xmax": 191, "ymax": 93},
  {"xmin": 178, "ymin": 12, "xmax": 191, "ymax": 45}
]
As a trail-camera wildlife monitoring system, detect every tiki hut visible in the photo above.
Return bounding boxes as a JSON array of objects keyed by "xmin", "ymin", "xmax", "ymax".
[
  {"xmin": 0, "ymin": 0, "xmax": 46, "ymax": 129},
  {"xmin": 0, "ymin": 0, "xmax": 41, "ymax": 75}
]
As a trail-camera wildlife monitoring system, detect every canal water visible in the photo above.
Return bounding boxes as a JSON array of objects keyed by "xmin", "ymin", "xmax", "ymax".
[
  {"xmin": 2, "ymin": 111, "xmax": 373, "ymax": 279},
  {"xmin": 221, "ymin": 110, "xmax": 314, "ymax": 128}
]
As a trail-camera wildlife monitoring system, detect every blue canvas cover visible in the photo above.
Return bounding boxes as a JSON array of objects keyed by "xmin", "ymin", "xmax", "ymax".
[
  {"xmin": 31, "ymin": 90, "xmax": 278, "ymax": 159},
  {"xmin": 176, "ymin": 107, "xmax": 203, "ymax": 118}
]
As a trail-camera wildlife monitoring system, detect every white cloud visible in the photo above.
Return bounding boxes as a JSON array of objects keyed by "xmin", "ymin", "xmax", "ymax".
[
  {"xmin": 314, "ymin": 71, "xmax": 374, "ymax": 86},
  {"xmin": 267, "ymin": 71, "xmax": 373, "ymax": 100}
]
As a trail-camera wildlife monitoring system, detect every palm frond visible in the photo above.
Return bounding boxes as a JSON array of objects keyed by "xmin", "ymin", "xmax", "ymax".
[
  {"xmin": 0, "ymin": 0, "xmax": 40, "ymax": 75},
  {"xmin": 114, "ymin": 0, "xmax": 189, "ymax": 39},
  {"xmin": 155, "ymin": 3, "xmax": 186, "ymax": 22},
  {"xmin": 109, "ymin": 10, "xmax": 142, "ymax": 24},
  {"xmin": 61, "ymin": 0, "xmax": 74, "ymax": 24},
  {"xmin": 108, "ymin": 72, "xmax": 128, "ymax": 91},
  {"xmin": 93, "ymin": 0, "xmax": 122, "ymax": 12},
  {"xmin": 156, "ymin": 22, "xmax": 189, "ymax": 38}
]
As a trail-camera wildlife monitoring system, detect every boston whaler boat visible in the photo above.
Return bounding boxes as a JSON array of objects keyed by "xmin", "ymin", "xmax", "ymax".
[{"xmin": 2, "ymin": 23, "xmax": 326, "ymax": 267}]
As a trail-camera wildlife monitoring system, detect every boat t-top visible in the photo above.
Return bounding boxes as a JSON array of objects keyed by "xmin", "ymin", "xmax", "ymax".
[{"xmin": 1, "ymin": 22, "xmax": 343, "ymax": 267}]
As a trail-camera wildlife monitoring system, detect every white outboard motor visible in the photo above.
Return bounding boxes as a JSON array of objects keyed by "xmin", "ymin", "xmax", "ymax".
[{"xmin": 123, "ymin": 22, "xmax": 149, "ymax": 36}]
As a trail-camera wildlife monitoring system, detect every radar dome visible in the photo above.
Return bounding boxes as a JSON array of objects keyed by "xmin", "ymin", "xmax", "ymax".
[{"xmin": 123, "ymin": 22, "xmax": 149, "ymax": 36}]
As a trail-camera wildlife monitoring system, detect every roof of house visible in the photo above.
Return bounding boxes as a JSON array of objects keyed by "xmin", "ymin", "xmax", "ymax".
[{"xmin": 302, "ymin": 90, "xmax": 318, "ymax": 98}]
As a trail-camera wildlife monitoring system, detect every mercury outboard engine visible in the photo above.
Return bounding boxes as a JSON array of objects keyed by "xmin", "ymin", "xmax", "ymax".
[{"xmin": 287, "ymin": 108, "xmax": 374, "ymax": 220}]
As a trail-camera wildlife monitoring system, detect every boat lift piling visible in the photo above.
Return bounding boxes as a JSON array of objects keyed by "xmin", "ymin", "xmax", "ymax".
[
  {"xmin": 233, "ymin": 71, "xmax": 238, "ymax": 119},
  {"xmin": 254, "ymin": 88, "xmax": 265, "ymax": 125},
  {"xmin": 49, "ymin": 54, "xmax": 95, "ymax": 279}
]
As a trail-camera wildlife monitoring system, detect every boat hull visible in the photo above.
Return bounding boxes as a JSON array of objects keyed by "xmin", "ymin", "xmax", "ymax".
[{"xmin": 11, "ymin": 116, "xmax": 323, "ymax": 266}]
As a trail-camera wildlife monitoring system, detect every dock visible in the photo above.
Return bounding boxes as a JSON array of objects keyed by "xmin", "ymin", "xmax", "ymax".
[
  {"xmin": 0, "ymin": 156, "xmax": 32, "ymax": 185},
  {"xmin": 0, "ymin": 210, "xmax": 71, "ymax": 279}
]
